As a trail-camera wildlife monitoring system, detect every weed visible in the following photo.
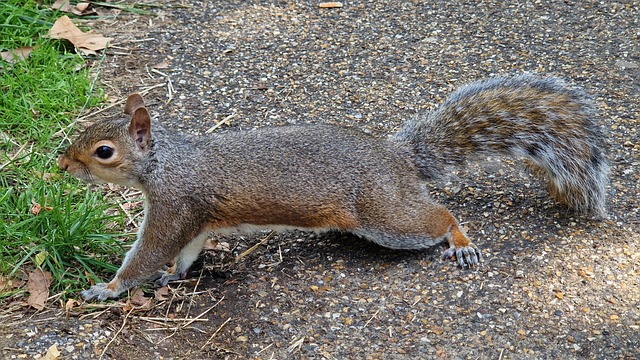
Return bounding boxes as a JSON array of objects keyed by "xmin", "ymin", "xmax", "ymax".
[{"xmin": 1, "ymin": 0, "xmax": 125, "ymax": 299}]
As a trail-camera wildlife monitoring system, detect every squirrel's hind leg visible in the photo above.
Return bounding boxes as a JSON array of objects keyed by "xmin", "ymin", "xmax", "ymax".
[
  {"xmin": 354, "ymin": 203, "xmax": 482, "ymax": 268},
  {"xmin": 432, "ymin": 207, "xmax": 482, "ymax": 268}
]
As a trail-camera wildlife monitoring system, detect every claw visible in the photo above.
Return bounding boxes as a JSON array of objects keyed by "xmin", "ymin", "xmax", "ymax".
[
  {"xmin": 81, "ymin": 282, "xmax": 120, "ymax": 301},
  {"xmin": 443, "ymin": 244, "xmax": 482, "ymax": 268}
]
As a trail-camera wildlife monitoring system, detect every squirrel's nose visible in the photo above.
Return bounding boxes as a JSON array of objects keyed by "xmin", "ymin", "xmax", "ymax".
[{"xmin": 58, "ymin": 155, "xmax": 69, "ymax": 171}]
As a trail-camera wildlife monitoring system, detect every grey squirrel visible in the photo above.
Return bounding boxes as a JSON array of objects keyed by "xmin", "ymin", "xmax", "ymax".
[{"xmin": 57, "ymin": 73, "xmax": 609, "ymax": 301}]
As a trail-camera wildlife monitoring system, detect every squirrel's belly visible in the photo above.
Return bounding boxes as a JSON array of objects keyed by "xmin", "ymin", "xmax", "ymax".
[{"xmin": 212, "ymin": 223, "xmax": 334, "ymax": 236}]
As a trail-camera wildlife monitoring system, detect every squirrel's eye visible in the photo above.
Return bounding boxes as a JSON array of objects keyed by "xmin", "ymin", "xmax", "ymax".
[{"xmin": 95, "ymin": 145, "xmax": 114, "ymax": 159}]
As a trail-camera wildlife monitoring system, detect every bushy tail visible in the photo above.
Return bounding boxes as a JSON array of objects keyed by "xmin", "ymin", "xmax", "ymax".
[{"xmin": 392, "ymin": 73, "xmax": 609, "ymax": 217}]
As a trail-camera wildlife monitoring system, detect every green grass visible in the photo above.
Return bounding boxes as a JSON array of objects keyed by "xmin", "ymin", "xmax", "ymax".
[{"xmin": 1, "ymin": 0, "xmax": 126, "ymax": 299}]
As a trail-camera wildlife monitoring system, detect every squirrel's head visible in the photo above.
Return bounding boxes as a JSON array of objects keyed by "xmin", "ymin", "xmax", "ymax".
[{"xmin": 58, "ymin": 93, "xmax": 153, "ymax": 188}]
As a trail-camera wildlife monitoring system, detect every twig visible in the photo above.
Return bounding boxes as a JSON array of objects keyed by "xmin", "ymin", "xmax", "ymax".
[
  {"xmin": 166, "ymin": 76, "xmax": 175, "ymax": 103},
  {"xmin": 287, "ymin": 336, "xmax": 305, "ymax": 353},
  {"xmin": 90, "ymin": 1, "xmax": 153, "ymax": 15},
  {"xmin": 363, "ymin": 308, "xmax": 380, "ymax": 328},
  {"xmin": 74, "ymin": 82, "xmax": 166, "ymax": 123},
  {"xmin": 78, "ymin": 307, "xmax": 110, "ymax": 320},
  {"xmin": 200, "ymin": 316, "xmax": 233, "ymax": 350},
  {"xmin": 0, "ymin": 141, "xmax": 29, "ymax": 171},
  {"xmin": 100, "ymin": 307, "xmax": 133, "ymax": 359},
  {"xmin": 181, "ymin": 297, "xmax": 223, "ymax": 328},
  {"xmin": 256, "ymin": 342, "xmax": 274, "ymax": 356},
  {"xmin": 235, "ymin": 231, "xmax": 276, "ymax": 263},
  {"xmin": 138, "ymin": 316, "xmax": 209, "ymax": 323},
  {"xmin": 205, "ymin": 113, "xmax": 237, "ymax": 134},
  {"xmin": 149, "ymin": 68, "xmax": 175, "ymax": 103}
]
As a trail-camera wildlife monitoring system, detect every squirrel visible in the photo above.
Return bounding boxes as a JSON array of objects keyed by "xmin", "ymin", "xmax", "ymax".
[{"xmin": 58, "ymin": 73, "xmax": 609, "ymax": 301}]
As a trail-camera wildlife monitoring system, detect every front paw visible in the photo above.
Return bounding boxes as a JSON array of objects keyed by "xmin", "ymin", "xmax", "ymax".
[
  {"xmin": 81, "ymin": 282, "xmax": 123, "ymax": 301},
  {"xmin": 442, "ymin": 243, "xmax": 482, "ymax": 268}
]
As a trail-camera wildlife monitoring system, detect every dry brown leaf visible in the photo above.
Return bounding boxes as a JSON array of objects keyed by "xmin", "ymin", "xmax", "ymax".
[
  {"xmin": 27, "ymin": 269, "xmax": 52, "ymax": 310},
  {"xmin": 203, "ymin": 238, "xmax": 219, "ymax": 250},
  {"xmin": 65, "ymin": 298, "xmax": 80, "ymax": 312},
  {"xmin": 152, "ymin": 61, "xmax": 170, "ymax": 69},
  {"xmin": 1, "ymin": 46, "xmax": 35, "ymax": 63},
  {"xmin": 75, "ymin": 2, "xmax": 93, "ymax": 13},
  {"xmin": 31, "ymin": 201, "xmax": 42, "ymax": 215},
  {"xmin": 123, "ymin": 288, "xmax": 153, "ymax": 311},
  {"xmin": 47, "ymin": 16, "xmax": 112, "ymax": 55},
  {"xmin": 41, "ymin": 172, "xmax": 56, "ymax": 182},
  {"xmin": 51, "ymin": 0, "xmax": 96, "ymax": 16},
  {"xmin": 42, "ymin": 344, "xmax": 61, "ymax": 360},
  {"xmin": 154, "ymin": 286, "xmax": 170, "ymax": 301},
  {"xmin": 30, "ymin": 199, "xmax": 53, "ymax": 215}
]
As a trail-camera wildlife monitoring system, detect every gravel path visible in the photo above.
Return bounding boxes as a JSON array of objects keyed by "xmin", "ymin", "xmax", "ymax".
[{"xmin": 2, "ymin": 1, "xmax": 638, "ymax": 359}]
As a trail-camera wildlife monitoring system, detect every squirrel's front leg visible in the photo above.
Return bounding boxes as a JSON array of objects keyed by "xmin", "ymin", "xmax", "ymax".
[{"xmin": 81, "ymin": 211, "xmax": 192, "ymax": 301}]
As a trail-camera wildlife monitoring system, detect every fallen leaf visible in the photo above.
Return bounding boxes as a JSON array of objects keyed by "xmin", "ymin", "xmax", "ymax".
[
  {"xmin": 203, "ymin": 238, "xmax": 219, "ymax": 250},
  {"xmin": 47, "ymin": 16, "xmax": 112, "ymax": 55},
  {"xmin": 1, "ymin": 46, "xmax": 35, "ymax": 63},
  {"xmin": 75, "ymin": 2, "xmax": 93, "ymax": 13},
  {"xmin": 34, "ymin": 251, "xmax": 48, "ymax": 266},
  {"xmin": 152, "ymin": 61, "xmax": 170, "ymax": 69},
  {"xmin": 51, "ymin": 0, "xmax": 96, "ymax": 16},
  {"xmin": 154, "ymin": 286, "xmax": 170, "ymax": 301},
  {"xmin": 27, "ymin": 269, "xmax": 52, "ymax": 310},
  {"xmin": 123, "ymin": 288, "xmax": 153, "ymax": 311},
  {"xmin": 31, "ymin": 202, "xmax": 42, "ymax": 215},
  {"xmin": 65, "ymin": 298, "xmax": 80, "ymax": 312},
  {"xmin": 42, "ymin": 344, "xmax": 61, "ymax": 360}
]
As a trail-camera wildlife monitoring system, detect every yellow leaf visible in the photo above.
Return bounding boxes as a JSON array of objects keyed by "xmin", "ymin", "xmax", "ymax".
[{"xmin": 35, "ymin": 251, "xmax": 48, "ymax": 266}]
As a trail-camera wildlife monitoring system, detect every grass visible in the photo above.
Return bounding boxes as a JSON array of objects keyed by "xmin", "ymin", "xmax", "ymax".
[{"xmin": 0, "ymin": 1, "xmax": 126, "ymax": 299}]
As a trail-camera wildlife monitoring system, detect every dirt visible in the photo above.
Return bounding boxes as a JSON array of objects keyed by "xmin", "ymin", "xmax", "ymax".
[{"xmin": 2, "ymin": 1, "xmax": 639, "ymax": 359}]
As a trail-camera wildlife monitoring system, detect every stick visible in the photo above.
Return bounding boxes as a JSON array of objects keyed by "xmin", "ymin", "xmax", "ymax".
[
  {"xmin": 235, "ymin": 231, "xmax": 276, "ymax": 263},
  {"xmin": 363, "ymin": 308, "xmax": 380, "ymax": 329},
  {"xmin": 100, "ymin": 307, "xmax": 133, "ymax": 359},
  {"xmin": 200, "ymin": 316, "xmax": 233, "ymax": 350},
  {"xmin": 205, "ymin": 113, "xmax": 237, "ymax": 134}
]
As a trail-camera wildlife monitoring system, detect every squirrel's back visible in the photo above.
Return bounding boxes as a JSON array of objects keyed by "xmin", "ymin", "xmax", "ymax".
[{"xmin": 392, "ymin": 73, "xmax": 608, "ymax": 217}]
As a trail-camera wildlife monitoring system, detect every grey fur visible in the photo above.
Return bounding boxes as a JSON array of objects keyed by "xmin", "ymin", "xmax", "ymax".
[{"xmin": 393, "ymin": 73, "xmax": 609, "ymax": 217}]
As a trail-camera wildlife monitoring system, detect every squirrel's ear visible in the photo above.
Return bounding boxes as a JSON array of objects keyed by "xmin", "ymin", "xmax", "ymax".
[
  {"xmin": 128, "ymin": 107, "xmax": 152, "ymax": 151},
  {"xmin": 124, "ymin": 94, "xmax": 145, "ymax": 115}
]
